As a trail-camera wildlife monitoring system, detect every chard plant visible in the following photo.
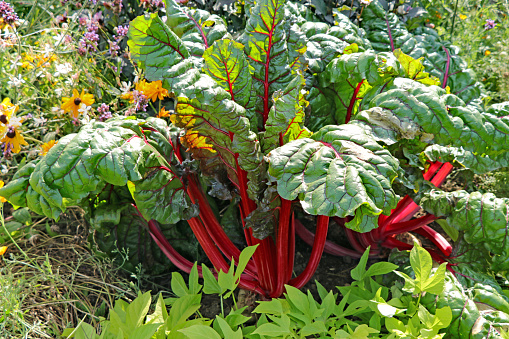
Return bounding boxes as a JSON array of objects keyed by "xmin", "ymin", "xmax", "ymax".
[{"xmin": 2, "ymin": 0, "xmax": 509, "ymax": 299}]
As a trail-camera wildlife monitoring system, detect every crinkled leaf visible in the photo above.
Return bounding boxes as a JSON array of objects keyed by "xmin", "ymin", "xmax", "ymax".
[
  {"xmin": 353, "ymin": 78, "xmax": 509, "ymax": 159},
  {"xmin": 331, "ymin": 10, "xmax": 371, "ymax": 50},
  {"xmin": 423, "ymin": 144, "xmax": 509, "ymax": 174},
  {"xmin": 362, "ymin": 0, "xmax": 426, "ymax": 59},
  {"xmin": 263, "ymin": 73, "xmax": 311, "ymax": 154},
  {"xmin": 300, "ymin": 22, "xmax": 349, "ymax": 74},
  {"xmin": 132, "ymin": 168, "xmax": 198, "ymax": 224},
  {"xmin": 267, "ymin": 124, "xmax": 399, "ymax": 232},
  {"xmin": 202, "ymin": 39, "xmax": 252, "ymax": 107},
  {"xmin": 0, "ymin": 160, "xmax": 39, "ymax": 208},
  {"xmin": 128, "ymin": 13, "xmax": 191, "ymax": 83},
  {"xmin": 164, "ymin": 0, "xmax": 227, "ymax": 58},
  {"xmin": 393, "ymin": 49, "xmax": 441, "ymax": 87},
  {"xmin": 242, "ymin": 0, "xmax": 296, "ymax": 123},
  {"xmin": 436, "ymin": 270, "xmax": 509, "ymax": 339},
  {"xmin": 420, "ymin": 190, "xmax": 509, "ymax": 271},
  {"xmin": 24, "ymin": 122, "xmax": 146, "ymax": 219},
  {"xmin": 308, "ymin": 50, "xmax": 401, "ymax": 130},
  {"xmin": 170, "ymin": 74, "xmax": 263, "ymax": 198},
  {"xmin": 413, "ymin": 28, "xmax": 482, "ymax": 105}
]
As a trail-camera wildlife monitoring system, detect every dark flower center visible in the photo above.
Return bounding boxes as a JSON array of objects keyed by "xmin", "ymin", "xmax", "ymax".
[
  {"xmin": 0, "ymin": 115, "xmax": 7, "ymax": 124},
  {"xmin": 74, "ymin": 97, "xmax": 82, "ymax": 105},
  {"xmin": 6, "ymin": 129, "xmax": 16, "ymax": 138}
]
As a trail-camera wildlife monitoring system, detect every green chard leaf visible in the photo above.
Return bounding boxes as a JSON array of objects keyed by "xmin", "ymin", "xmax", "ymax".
[
  {"xmin": 420, "ymin": 190, "xmax": 509, "ymax": 272},
  {"xmin": 0, "ymin": 119, "xmax": 197, "ymax": 226},
  {"xmin": 128, "ymin": 13, "xmax": 192, "ymax": 84},
  {"xmin": 164, "ymin": 0, "xmax": 227, "ymax": 54},
  {"xmin": 307, "ymin": 50, "xmax": 401, "ymax": 131},
  {"xmin": 202, "ymin": 39, "xmax": 253, "ymax": 108},
  {"xmin": 393, "ymin": 49, "xmax": 441, "ymax": 87},
  {"xmin": 435, "ymin": 270, "xmax": 509, "ymax": 339},
  {"xmin": 362, "ymin": 0, "xmax": 426, "ymax": 59},
  {"xmin": 267, "ymin": 124, "xmax": 399, "ymax": 232},
  {"xmin": 413, "ymin": 27, "xmax": 483, "ymax": 105},
  {"xmin": 170, "ymin": 74, "xmax": 264, "ymax": 196},
  {"xmin": 242, "ymin": 0, "xmax": 298, "ymax": 125},
  {"xmin": 352, "ymin": 79, "xmax": 509, "ymax": 162},
  {"xmin": 262, "ymin": 73, "xmax": 311, "ymax": 154},
  {"xmin": 300, "ymin": 22, "xmax": 349, "ymax": 74}
]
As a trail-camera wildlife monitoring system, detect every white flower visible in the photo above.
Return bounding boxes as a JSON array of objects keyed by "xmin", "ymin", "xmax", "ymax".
[
  {"xmin": 53, "ymin": 32, "xmax": 67, "ymax": 46},
  {"xmin": 78, "ymin": 103, "xmax": 91, "ymax": 115},
  {"xmin": 120, "ymin": 81, "xmax": 132, "ymax": 95},
  {"xmin": 51, "ymin": 106, "xmax": 64, "ymax": 115},
  {"xmin": 55, "ymin": 87, "xmax": 64, "ymax": 96},
  {"xmin": 54, "ymin": 62, "xmax": 73, "ymax": 77},
  {"xmin": 42, "ymin": 43, "xmax": 54, "ymax": 58},
  {"xmin": 7, "ymin": 75, "xmax": 25, "ymax": 87},
  {"xmin": 8, "ymin": 116, "xmax": 23, "ymax": 129},
  {"xmin": 33, "ymin": 117, "xmax": 47, "ymax": 127},
  {"xmin": 360, "ymin": 0, "xmax": 373, "ymax": 5}
]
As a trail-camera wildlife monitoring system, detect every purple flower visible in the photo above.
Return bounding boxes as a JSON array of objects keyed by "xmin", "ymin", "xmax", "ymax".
[
  {"xmin": 97, "ymin": 103, "xmax": 110, "ymax": 114},
  {"xmin": 108, "ymin": 40, "xmax": 120, "ymax": 56},
  {"xmin": 132, "ymin": 90, "xmax": 148, "ymax": 112},
  {"xmin": 0, "ymin": 1, "xmax": 19, "ymax": 25},
  {"xmin": 115, "ymin": 25, "xmax": 129, "ymax": 40},
  {"xmin": 485, "ymin": 19, "xmax": 496, "ymax": 30}
]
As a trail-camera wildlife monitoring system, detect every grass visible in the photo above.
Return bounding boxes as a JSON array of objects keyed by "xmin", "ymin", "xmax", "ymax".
[
  {"xmin": 0, "ymin": 207, "xmax": 137, "ymax": 338},
  {"xmin": 426, "ymin": 0, "xmax": 509, "ymax": 103}
]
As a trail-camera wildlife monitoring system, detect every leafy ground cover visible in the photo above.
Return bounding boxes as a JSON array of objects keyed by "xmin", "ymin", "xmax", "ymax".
[{"xmin": 1, "ymin": 0, "xmax": 509, "ymax": 337}]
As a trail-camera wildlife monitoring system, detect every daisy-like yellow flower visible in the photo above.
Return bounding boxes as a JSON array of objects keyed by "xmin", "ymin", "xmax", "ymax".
[
  {"xmin": 141, "ymin": 80, "xmax": 168, "ymax": 102},
  {"xmin": 40, "ymin": 140, "xmax": 58, "ymax": 156},
  {"xmin": 61, "ymin": 89, "xmax": 95, "ymax": 118},
  {"xmin": 0, "ymin": 98, "xmax": 19, "ymax": 135},
  {"xmin": 157, "ymin": 107, "xmax": 171, "ymax": 118},
  {"xmin": 0, "ymin": 180, "xmax": 6, "ymax": 203},
  {"xmin": 0, "ymin": 246, "xmax": 7, "ymax": 255},
  {"xmin": 1, "ymin": 125, "xmax": 28, "ymax": 154},
  {"xmin": 459, "ymin": 14, "xmax": 467, "ymax": 20},
  {"xmin": 485, "ymin": 50, "xmax": 491, "ymax": 56}
]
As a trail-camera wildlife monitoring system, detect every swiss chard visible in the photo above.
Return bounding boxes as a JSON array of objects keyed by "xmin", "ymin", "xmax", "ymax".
[{"xmin": 2, "ymin": 0, "xmax": 509, "ymax": 301}]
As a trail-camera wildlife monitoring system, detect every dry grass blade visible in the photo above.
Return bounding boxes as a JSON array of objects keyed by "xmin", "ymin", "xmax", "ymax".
[{"xmin": 0, "ymin": 233, "xmax": 136, "ymax": 338}]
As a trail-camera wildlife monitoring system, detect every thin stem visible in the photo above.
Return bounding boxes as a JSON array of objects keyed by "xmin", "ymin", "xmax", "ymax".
[
  {"xmin": 345, "ymin": 80, "xmax": 364, "ymax": 124},
  {"xmin": 450, "ymin": 0, "xmax": 460, "ymax": 43},
  {"xmin": 295, "ymin": 218, "xmax": 363, "ymax": 258},
  {"xmin": 287, "ymin": 212, "xmax": 296, "ymax": 281},
  {"xmin": 382, "ymin": 214, "xmax": 437, "ymax": 238},
  {"xmin": 272, "ymin": 198, "xmax": 292, "ymax": 298},
  {"xmin": 290, "ymin": 215, "xmax": 330, "ymax": 289}
]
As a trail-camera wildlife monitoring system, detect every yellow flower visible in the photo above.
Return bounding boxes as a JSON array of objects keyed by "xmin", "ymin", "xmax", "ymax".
[
  {"xmin": 1, "ymin": 126, "xmax": 28, "ymax": 154},
  {"xmin": 0, "ymin": 246, "xmax": 7, "ymax": 255},
  {"xmin": 157, "ymin": 107, "xmax": 171, "ymax": 118},
  {"xmin": 141, "ymin": 80, "xmax": 168, "ymax": 102},
  {"xmin": 121, "ymin": 92, "xmax": 134, "ymax": 102},
  {"xmin": 40, "ymin": 140, "xmax": 57, "ymax": 156},
  {"xmin": 61, "ymin": 89, "xmax": 95, "ymax": 119},
  {"xmin": 485, "ymin": 50, "xmax": 491, "ymax": 56},
  {"xmin": 0, "ymin": 180, "xmax": 6, "ymax": 203},
  {"xmin": 459, "ymin": 14, "xmax": 467, "ymax": 20},
  {"xmin": 0, "ymin": 98, "xmax": 19, "ymax": 135}
]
